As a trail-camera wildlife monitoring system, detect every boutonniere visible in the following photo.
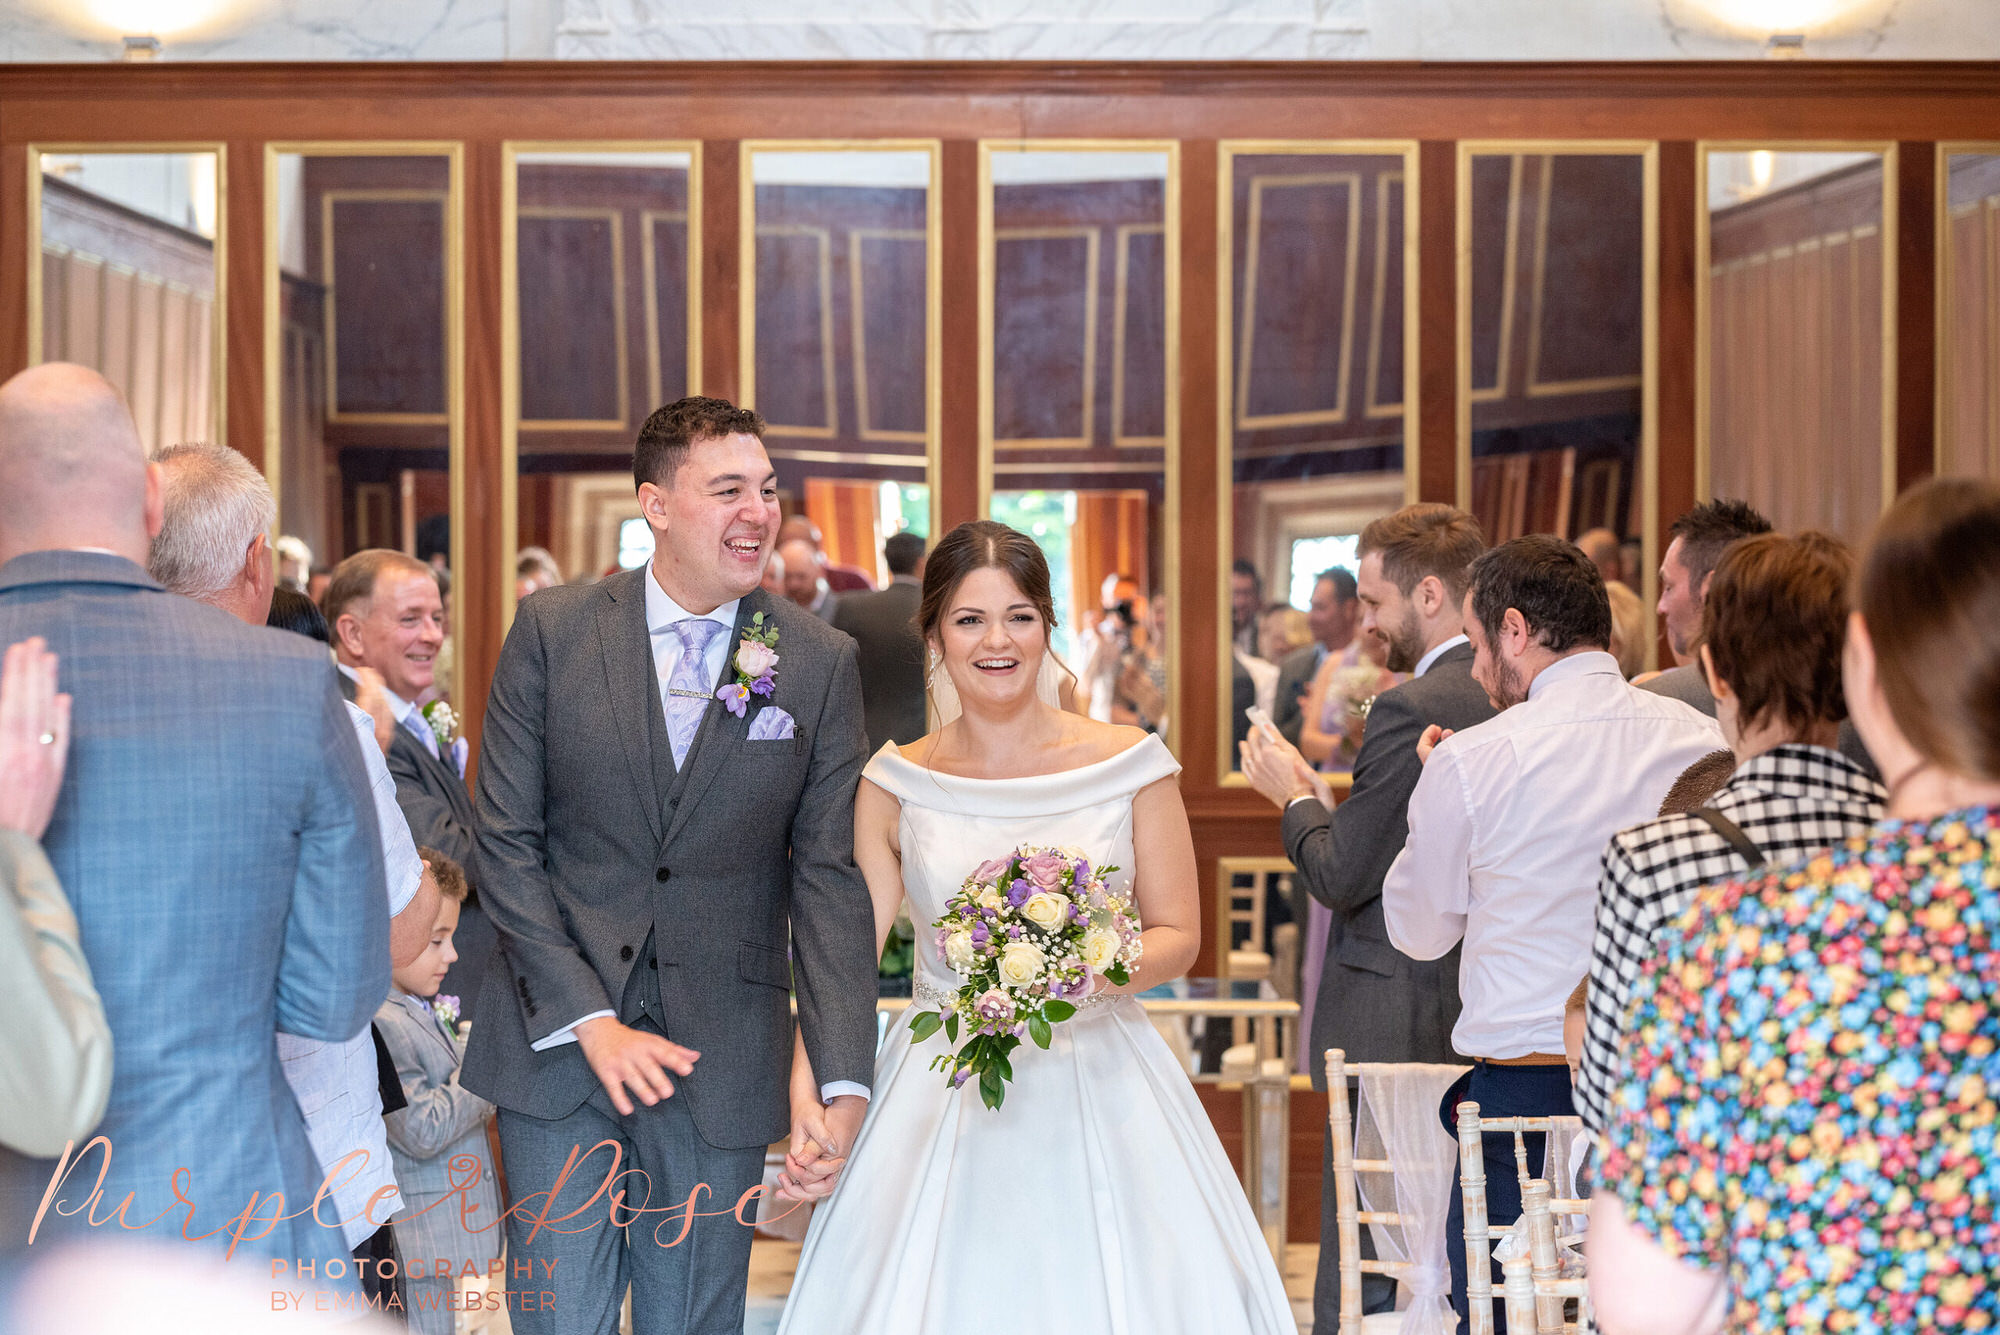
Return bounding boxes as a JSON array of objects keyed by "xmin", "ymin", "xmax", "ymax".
[
  {"xmin": 422, "ymin": 699, "xmax": 460, "ymax": 750},
  {"xmin": 430, "ymin": 993, "xmax": 462, "ymax": 1037},
  {"xmin": 715, "ymin": 612, "xmax": 780, "ymax": 718}
]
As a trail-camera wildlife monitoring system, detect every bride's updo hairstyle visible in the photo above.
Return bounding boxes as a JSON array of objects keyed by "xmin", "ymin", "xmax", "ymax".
[
  {"xmin": 1855, "ymin": 476, "xmax": 2000, "ymax": 782},
  {"xmin": 916, "ymin": 520, "xmax": 1061, "ymax": 648}
]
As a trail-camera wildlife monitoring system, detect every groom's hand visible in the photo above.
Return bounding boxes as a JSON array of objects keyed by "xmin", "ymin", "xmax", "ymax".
[
  {"xmin": 575, "ymin": 1017, "xmax": 698, "ymax": 1116},
  {"xmin": 779, "ymin": 1094, "xmax": 867, "ymax": 1201}
]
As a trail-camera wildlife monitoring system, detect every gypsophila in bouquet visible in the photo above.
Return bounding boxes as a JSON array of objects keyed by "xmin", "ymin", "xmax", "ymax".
[{"xmin": 908, "ymin": 844, "xmax": 1143, "ymax": 1109}]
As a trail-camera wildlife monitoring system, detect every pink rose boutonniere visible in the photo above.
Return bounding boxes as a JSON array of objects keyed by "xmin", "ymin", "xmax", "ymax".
[{"xmin": 716, "ymin": 612, "xmax": 780, "ymax": 718}]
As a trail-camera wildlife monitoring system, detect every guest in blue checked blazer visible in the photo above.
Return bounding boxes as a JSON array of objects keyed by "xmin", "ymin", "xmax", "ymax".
[{"xmin": 0, "ymin": 365, "xmax": 387, "ymax": 1283}]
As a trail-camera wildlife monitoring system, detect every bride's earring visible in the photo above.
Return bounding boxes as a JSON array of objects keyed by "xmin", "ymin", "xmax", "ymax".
[{"xmin": 925, "ymin": 648, "xmax": 942, "ymax": 690}]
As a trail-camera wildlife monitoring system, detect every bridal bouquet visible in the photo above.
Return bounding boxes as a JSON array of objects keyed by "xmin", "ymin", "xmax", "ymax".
[{"xmin": 908, "ymin": 844, "xmax": 1143, "ymax": 1109}]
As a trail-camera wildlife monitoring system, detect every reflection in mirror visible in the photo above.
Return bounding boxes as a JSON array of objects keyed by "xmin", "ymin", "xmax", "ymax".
[
  {"xmin": 1219, "ymin": 858, "xmax": 1303, "ymax": 1074},
  {"xmin": 1706, "ymin": 148, "xmax": 1888, "ymax": 544},
  {"xmin": 987, "ymin": 148, "xmax": 1172, "ymax": 741},
  {"xmin": 511, "ymin": 149, "xmax": 695, "ymax": 596},
  {"xmin": 1941, "ymin": 152, "xmax": 2000, "ymax": 480},
  {"xmin": 747, "ymin": 148, "xmax": 934, "ymax": 605},
  {"xmin": 36, "ymin": 150, "xmax": 221, "ymax": 454},
  {"xmin": 272, "ymin": 151, "xmax": 455, "ymax": 686},
  {"xmin": 1467, "ymin": 150, "xmax": 1648, "ymax": 634},
  {"xmin": 1226, "ymin": 149, "xmax": 1411, "ymax": 779}
]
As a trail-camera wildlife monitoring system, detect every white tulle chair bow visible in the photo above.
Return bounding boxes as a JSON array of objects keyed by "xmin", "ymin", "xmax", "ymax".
[{"xmin": 1325, "ymin": 1049, "xmax": 1469, "ymax": 1335}]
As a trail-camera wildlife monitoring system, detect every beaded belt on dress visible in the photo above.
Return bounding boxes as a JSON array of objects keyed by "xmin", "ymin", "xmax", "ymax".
[{"xmin": 912, "ymin": 974, "xmax": 1124, "ymax": 1012}]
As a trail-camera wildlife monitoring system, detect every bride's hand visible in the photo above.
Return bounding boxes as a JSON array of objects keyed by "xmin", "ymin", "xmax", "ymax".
[{"xmin": 779, "ymin": 1094, "xmax": 866, "ymax": 1201}]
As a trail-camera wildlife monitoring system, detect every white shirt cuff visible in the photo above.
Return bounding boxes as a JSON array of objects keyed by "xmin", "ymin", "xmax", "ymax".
[
  {"xmin": 530, "ymin": 1009, "xmax": 615, "ymax": 1051},
  {"xmin": 1286, "ymin": 793, "xmax": 1319, "ymax": 809},
  {"xmin": 820, "ymin": 1081, "xmax": 870, "ymax": 1103}
]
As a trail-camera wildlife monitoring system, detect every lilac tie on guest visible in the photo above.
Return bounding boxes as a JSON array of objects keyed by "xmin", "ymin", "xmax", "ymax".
[{"xmin": 666, "ymin": 617, "xmax": 722, "ymax": 767}]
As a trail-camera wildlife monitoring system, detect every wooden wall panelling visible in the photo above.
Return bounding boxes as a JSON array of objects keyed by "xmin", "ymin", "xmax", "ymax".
[
  {"xmin": 226, "ymin": 140, "xmax": 261, "ymax": 469},
  {"xmin": 1419, "ymin": 141, "xmax": 1457, "ymax": 505},
  {"xmin": 938, "ymin": 141, "xmax": 981, "ymax": 532},
  {"xmin": 1, "ymin": 142, "xmax": 24, "ymax": 380},
  {"xmin": 1939, "ymin": 148, "xmax": 2000, "ymax": 479},
  {"xmin": 702, "ymin": 140, "xmax": 740, "ymax": 402},
  {"xmin": 1897, "ymin": 140, "xmax": 1937, "ymax": 493},
  {"xmin": 1657, "ymin": 142, "xmax": 1699, "ymax": 665},
  {"xmin": 461, "ymin": 140, "xmax": 496, "ymax": 757}
]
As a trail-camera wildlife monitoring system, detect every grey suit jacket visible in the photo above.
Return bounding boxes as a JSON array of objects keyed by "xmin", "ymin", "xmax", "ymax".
[
  {"xmin": 460, "ymin": 576, "xmax": 878, "ymax": 1148},
  {"xmin": 338, "ymin": 674, "xmax": 483, "ymax": 897},
  {"xmin": 1281, "ymin": 641, "xmax": 1495, "ymax": 1080},
  {"xmin": 375, "ymin": 991, "xmax": 501, "ymax": 1269},
  {"xmin": 0, "ymin": 551, "xmax": 387, "ymax": 1270},
  {"xmin": 1271, "ymin": 644, "xmax": 1322, "ymax": 747},
  {"xmin": 829, "ymin": 578, "xmax": 925, "ymax": 752}
]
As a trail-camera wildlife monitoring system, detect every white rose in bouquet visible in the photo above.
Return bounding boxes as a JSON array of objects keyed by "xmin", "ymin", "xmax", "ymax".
[
  {"xmin": 997, "ymin": 940, "xmax": 1047, "ymax": 990},
  {"xmin": 1018, "ymin": 890, "xmax": 1069, "ymax": 931},
  {"xmin": 1080, "ymin": 927, "xmax": 1120, "ymax": 971},
  {"xmin": 944, "ymin": 930, "xmax": 977, "ymax": 972}
]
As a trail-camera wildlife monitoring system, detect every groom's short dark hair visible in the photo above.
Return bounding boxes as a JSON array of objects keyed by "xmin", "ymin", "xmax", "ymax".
[{"xmin": 634, "ymin": 396, "xmax": 766, "ymax": 491}]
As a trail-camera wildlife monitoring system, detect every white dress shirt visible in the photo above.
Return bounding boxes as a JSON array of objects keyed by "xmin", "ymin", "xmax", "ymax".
[
  {"xmin": 540, "ymin": 568, "xmax": 868, "ymax": 1104},
  {"xmin": 1382, "ymin": 650, "xmax": 1722, "ymax": 1060},
  {"xmin": 274, "ymin": 697, "xmax": 425, "ymax": 1246}
]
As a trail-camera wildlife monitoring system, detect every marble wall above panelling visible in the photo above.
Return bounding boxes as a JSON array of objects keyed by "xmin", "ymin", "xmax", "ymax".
[{"xmin": 7, "ymin": 0, "xmax": 2000, "ymax": 62}]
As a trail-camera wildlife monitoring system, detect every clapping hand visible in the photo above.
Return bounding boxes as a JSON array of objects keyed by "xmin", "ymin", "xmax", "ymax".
[
  {"xmin": 574, "ymin": 1016, "xmax": 699, "ymax": 1116},
  {"xmin": 1416, "ymin": 725, "xmax": 1454, "ymax": 765},
  {"xmin": 0, "ymin": 638, "xmax": 71, "ymax": 840},
  {"xmin": 351, "ymin": 665, "xmax": 397, "ymax": 755}
]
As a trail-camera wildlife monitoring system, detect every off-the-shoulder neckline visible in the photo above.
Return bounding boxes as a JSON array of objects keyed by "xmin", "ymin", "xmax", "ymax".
[{"xmin": 870, "ymin": 733, "xmax": 1165, "ymax": 783}]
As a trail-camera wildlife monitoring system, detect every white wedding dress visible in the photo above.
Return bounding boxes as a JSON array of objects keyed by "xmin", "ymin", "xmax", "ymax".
[{"xmin": 777, "ymin": 735, "xmax": 1296, "ymax": 1335}]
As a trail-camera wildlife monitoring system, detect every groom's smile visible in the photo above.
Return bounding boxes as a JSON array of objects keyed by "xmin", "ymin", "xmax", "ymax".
[{"xmin": 639, "ymin": 428, "xmax": 781, "ymax": 614}]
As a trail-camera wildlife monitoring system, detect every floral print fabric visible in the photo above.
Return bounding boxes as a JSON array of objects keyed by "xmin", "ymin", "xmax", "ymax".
[{"xmin": 1604, "ymin": 805, "xmax": 1999, "ymax": 1333}]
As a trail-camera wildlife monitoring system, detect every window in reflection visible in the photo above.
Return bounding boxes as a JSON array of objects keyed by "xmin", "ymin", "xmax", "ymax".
[
  {"xmin": 986, "ymin": 147, "xmax": 1174, "ymax": 740},
  {"xmin": 747, "ymin": 147, "xmax": 935, "ymax": 601},
  {"xmin": 36, "ymin": 150, "xmax": 221, "ymax": 454},
  {"xmin": 272, "ymin": 150, "xmax": 456, "ymax": 685},
  {"xmin": 1705, "ymin": 148, "xmax": 1889, "ymax": 545},
  {"xmin": 1466, "ymin": 151, "xmax": 1648, "ymax": 592},
  {"xmin": 1226, "ymin": 148, "xmax": 1413, "ymax": 776},
  {"xmin": 510, "ymin": 149, "xmax": 695, "ymax": 596},
  {"xmin": 1941, "ymin": 151, "xmax": 2000, "ymax": 480}
]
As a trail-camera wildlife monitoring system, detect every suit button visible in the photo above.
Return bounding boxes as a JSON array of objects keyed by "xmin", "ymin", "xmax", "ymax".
[
  {"xmin": 620, "ymin": 944, "xmax": 634, "ymax": 961},
  {"xmin": 649, "ymin": 956, "xmax": 658, "ymax": 970},
  {"xmin": 655, "ymin": 868, "xmax": 670, "ymax": 882}
]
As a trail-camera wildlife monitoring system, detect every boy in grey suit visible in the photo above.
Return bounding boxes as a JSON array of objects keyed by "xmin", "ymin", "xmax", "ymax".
[
  {"xmin": 463, "ymin": 399, "xmax": 878, "ymax": 1335},
  {"xmin": 378, "ymin": 851, "xmax": 502, "ymax": 1335}
]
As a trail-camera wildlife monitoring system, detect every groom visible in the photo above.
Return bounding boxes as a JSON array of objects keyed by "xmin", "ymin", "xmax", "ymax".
[{"xmin": 463, "ymin": 396, "xmax": 879, "ymax": 1335}]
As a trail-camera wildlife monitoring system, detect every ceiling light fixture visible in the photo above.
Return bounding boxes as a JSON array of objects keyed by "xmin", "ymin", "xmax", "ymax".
[
  {"xmin": 1765, "ymin": 32, "xmax": 1806, "ymax": 58},
  {"xmin": 120, "ymin": 34, "xmax": 161, "ymax": 60}
]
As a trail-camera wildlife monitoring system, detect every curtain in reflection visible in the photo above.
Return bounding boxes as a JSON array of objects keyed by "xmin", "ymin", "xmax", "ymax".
[{"xmin": 1943, "ymin": 154, "xmax": 2000, "ymax": 481}]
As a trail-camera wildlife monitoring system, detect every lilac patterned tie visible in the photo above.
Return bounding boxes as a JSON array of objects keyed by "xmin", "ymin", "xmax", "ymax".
[{"xmin": 664, "ymin": 617, "xmax": 723, "ymax": 769}]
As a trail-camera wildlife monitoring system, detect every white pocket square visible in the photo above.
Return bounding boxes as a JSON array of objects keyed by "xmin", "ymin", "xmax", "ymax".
[{"xmin": 748, "ymin": 706, "xmax": 796, "ymax": 741}]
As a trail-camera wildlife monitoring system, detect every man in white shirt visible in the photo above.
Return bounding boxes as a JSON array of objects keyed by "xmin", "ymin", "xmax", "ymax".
[{"xmin": 1382, "ymin": 534, "xmax": 1720, "ymax": 1334}]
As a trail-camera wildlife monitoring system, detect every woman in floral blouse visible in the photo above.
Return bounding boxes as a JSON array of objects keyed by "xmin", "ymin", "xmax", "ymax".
[{"xmin": 1590, "ymin": 477, "xmax": 2000, "ymax": 1335}]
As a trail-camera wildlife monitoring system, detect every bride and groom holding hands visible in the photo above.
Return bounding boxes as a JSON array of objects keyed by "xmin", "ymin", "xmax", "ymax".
[{"xmin": 463, "ymin": 395, "xmax": 1294, "ymax": 1335}]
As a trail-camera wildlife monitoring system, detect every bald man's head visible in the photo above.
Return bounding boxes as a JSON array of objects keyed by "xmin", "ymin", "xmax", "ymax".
[{"xmin": 0, "ymin": 364, "xmax": 160, "ymax": 566}]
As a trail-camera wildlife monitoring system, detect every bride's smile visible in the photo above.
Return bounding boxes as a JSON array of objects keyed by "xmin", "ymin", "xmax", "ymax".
[{"xmin": 935, "ymin": 566, "xmax": 1048, "ymax": 704}]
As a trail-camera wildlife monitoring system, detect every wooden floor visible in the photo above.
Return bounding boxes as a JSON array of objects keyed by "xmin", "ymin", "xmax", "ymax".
[{"xmin": 469, "ymin": 1240, "xmax": 1322, "ymax": 1333}]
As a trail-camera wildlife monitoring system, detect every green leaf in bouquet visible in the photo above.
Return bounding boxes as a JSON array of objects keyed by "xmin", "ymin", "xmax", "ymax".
[
  {"xmin": 1028, "ymin": 1013, "xmax": 1052, "ymax": 1049},
  {"xmin": 945, "ymin": 1013, "xmax": 959, "ymax": 1043},
  {"xmin": 993, "ymin": 1045, "xmax": 1014, "ymax": 1082},
  {"xmin": 1106, "ymin": 964, "xmax": 1129, "ymax": 986},
  {"xmin": 1043, "ymin": 999, "xmax": 1077, "ymax": 1022},
  {"xmin": 908, "ymin": 1010, "xmax": 943, "ymax": 1041},
  {"xmin": 979, "ymin": 1067, "xmax": 1006, "ymax": 1110}
]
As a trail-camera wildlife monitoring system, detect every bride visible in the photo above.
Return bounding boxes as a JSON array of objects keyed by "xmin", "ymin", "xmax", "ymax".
[{"xmin": 776, "ymin": 520, "xmax": 1296, "ymax": 1335}]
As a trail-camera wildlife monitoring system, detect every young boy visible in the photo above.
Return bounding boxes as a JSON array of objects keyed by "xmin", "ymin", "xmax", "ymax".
[{"xmin": 375, "ymin": 851, "xmax": 502, "ymax": 1334}]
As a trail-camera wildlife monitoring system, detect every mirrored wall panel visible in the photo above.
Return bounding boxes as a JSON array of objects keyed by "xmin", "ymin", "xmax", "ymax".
[
  {"xmin": 984, "ymin": 145, "xmax": 1176, "ymax": 740},
  {"xmin": 268, "ymin": 147, "xmax": 459, "ymax": 691},
  {"xmin": 35, "ymin": 149, "xmax": 222, "ymax": 454},
  {"xmin": 1222, "ymin": 145, "xmax": 1414, "ymax": 779},
  {"xmin": 509, "ymin": 146, "xmax": 695, "ymax": 598},
  {"xmin": 1941, "ymin": 149, "xmax": 2000, "ymax": 481},
  {"xmin": 1463, "ymin": 146, "xmax": 1652, "ymax": 660},
  {"xmin": 745, "ymin": 144, "xmax": 936, "ymax": 607},
  {"xmin": 1704, "ymin": 147, "xmax": 1891, "ymax": 546}
]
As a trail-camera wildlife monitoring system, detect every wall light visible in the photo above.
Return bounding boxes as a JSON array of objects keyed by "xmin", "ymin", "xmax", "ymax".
[{"xmin": 121, "ymin": 34, "xmax": 161, "ymax": 61}]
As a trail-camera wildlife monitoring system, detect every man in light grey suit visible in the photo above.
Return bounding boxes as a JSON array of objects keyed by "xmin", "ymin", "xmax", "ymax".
[
  {"xmin": 463, "ymin": 397, "xmax": 878, "ymax": 1335},
  {"xmin": 1239, "ymin": 502, "xmax": 1493, "ymax": 1335},
  {"xmin": 0, "ymin": 365, "xmax": 387, "ymax": 1280}
]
